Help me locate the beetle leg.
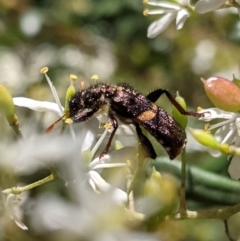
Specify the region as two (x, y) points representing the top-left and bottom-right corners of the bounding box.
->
(147, 89), (203, 117)
(146, 89), (165, 103)
(99, 112), (118, 159)
(135, 123), (157, 159)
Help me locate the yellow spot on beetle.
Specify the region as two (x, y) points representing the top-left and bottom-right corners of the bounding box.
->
(135, 110), (156, 123)
(117, 86), (123, 91)
(151, 103), (158, 111)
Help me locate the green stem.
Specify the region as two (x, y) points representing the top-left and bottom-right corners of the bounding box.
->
(127, 143), (149, 195)
(173, 202), (240, 220)
(8, 115), (23, 139)
(179, 149), (187, 213)
(127, 159), (143, 195)
(2, 174), (55, 195)
(10, 121), (23, 139)
(136, 202), (240, 227)
(134, 202), (240, 223)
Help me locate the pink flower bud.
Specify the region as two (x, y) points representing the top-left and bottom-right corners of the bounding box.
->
(201, 77), (240, 112)
(202, 76), (240, 112)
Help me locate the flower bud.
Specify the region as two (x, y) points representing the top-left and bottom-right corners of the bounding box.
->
(144, 167), (162, 196)
(189, 128), (222, 150)
(64, 75), (76, 113)
(143, 168), (178, 217)
(172, 92), (187, 129)
(0, 85), (15, 124)
(201, 77), (240, 112)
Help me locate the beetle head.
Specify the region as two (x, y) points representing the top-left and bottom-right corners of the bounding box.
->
(69, 89), (107, 123)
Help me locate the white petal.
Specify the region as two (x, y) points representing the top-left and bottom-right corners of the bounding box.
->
(90, 128), (108, 157)
(208, 119), (233, 131)
(213, 124), (232, 143)
(5, 194), (28, 230)
(44, 73), (63, 113)
(88, 171), (128, 204)
(116, 124), (136, 136)
(220, 125), (236, 144)
(13, 97), (63, 116)
(235, 117), (240, 136)
(176, 8), (189, 30)
(147, 9), (169, 15)
(13, 217), (28, 230)
(69, 124), (76, 141)
(147, 1), (181, 10)
(207, 148), (221, 157)
(147, 12), (176, 38)
(80, 117), (99, 154)
(208, 123), (238, 157)
(177, 0), (190, 5)
(89, 146), (137, 170)
(228, 155), (240, 180)
(88, 177), (97, 191)
(198, 107), (236, 121)
(88, 170), (111, 192)
(195, 0), (226, 14)
(91, 162), (126, 170)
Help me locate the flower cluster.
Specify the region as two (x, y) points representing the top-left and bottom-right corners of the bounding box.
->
(143, 0), (192, 38)
(198, 107), (240, 179)
(144, 0), (240, 37)
(1, 68), (139, 233)
(192, 76), (240, 180)
(0, 68), (184, 240)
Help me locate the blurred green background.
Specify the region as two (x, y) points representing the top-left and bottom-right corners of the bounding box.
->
(1, 0), (240, 240)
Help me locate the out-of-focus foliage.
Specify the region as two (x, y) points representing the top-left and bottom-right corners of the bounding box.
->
(1, 0), (240, 240)
(1, 0), (239, 101)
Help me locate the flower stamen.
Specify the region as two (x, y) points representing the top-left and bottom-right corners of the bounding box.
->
(91, 75), (99, 81)
(41, 67), (63, 114)
(208, 119), (234, 131)
(221, 126), (236, 144)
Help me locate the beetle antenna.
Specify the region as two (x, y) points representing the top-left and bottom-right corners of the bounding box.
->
(45, 113), (67, 133)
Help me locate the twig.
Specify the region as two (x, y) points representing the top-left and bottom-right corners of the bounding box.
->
(2, 173), (55, 195)
(224, 219), (235, 241)
(179, 148), (187, 215)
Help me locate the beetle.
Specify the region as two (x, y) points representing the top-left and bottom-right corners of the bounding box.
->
(68, 83), (201, 160)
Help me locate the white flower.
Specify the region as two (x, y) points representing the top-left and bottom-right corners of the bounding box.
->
(80, 119), (136, 204)
(29, 193), (157, 241)
(12, 70), (139, 204)
(13, 97), (134, 203)
(13, 97), (63, 116)
(144, 0), (191, 38)
(195, 0), (227, 14)
(1, 193), (28, 230)
(199, 107), (240, 179)
(195, 0), (240, 16)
